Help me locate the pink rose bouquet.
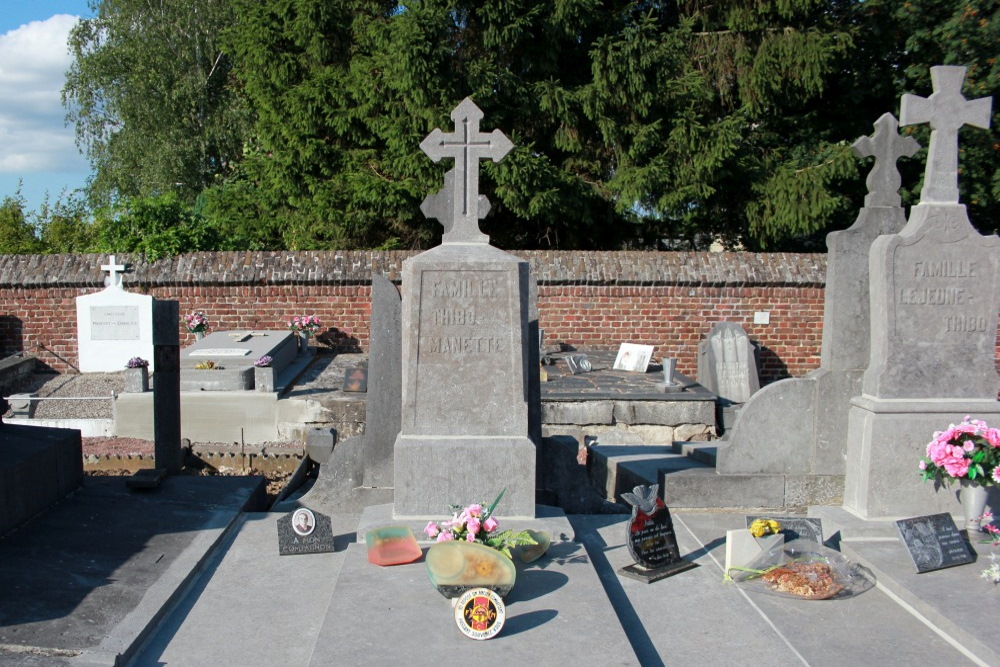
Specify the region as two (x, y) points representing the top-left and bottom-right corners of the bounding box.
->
(422, 489), (536, 559)
(288, 315), (322, 337)
(920, 416), (1000, 487)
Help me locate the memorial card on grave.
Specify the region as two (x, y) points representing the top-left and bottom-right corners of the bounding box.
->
(76, 255), (155, 372)
(618, 485), (698, 583)
(277, 507), (336, 556)
(895, 513), (974, 573)
(745, 515), (824, 545)
(343, 367), (368, 393)
(613, 343), (654, 373)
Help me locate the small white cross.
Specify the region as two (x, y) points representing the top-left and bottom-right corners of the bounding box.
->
(101, 255), (126, 289)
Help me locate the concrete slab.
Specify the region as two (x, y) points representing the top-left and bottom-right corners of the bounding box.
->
(133, 512), (361, 667)
(0, 475), (265, 666)
(309, 512), (634, 665)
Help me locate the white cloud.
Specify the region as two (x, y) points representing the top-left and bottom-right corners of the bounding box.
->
(0, 15), (89, 174)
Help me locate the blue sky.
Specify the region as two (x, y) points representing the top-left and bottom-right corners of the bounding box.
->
(0, 1), (93, 213)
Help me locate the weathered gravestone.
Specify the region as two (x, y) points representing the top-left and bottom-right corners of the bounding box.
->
(180, 330), (297, 391)
(697, 322), (760, 404)
(75, 255), (155, 372)
(717, 113), (917, 485)
(844, 65), (1000, 519)
(292, 274), (402, 513)
(393, 98), (536, 517)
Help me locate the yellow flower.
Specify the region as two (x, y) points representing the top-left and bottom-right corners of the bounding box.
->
(749, 519), (781, 537)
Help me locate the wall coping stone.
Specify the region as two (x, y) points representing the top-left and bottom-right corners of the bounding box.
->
(0, 251), (827, 288)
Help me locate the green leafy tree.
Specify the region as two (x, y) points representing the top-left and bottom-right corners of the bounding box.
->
(63, 0), (248, 206)
(36, 192), (97, 253)
(0, 193), (45, 254)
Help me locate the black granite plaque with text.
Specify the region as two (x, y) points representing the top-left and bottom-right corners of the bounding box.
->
(895, 513), (974, 573)
(618, 485), (698, 583)
(277, 508), (336, 556)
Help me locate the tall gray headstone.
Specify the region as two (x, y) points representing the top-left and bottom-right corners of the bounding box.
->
(394, 98), (536, 518)
(294, 274), (402, 513)
(845, 65), (999, 518)
(718, 113), (916, 476)
(697, 322), (759, 404)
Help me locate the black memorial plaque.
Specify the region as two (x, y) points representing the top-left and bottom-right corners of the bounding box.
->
(277, 507), (337, 556)
(618, 485), (698, 583)
(745, 515), (824, 544)
(895, 513), (974, 573)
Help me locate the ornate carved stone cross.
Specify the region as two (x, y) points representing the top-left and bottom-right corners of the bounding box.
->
(420, 98), (513, 244)
(900, 65), (992, 205)
(852, 113), (920, 208)
(101, 254), (126, 289)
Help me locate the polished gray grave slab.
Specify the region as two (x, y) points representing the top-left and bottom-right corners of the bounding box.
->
(180, 330), (297, 391)
(308, 509), (633, 665)
(133, 512), (360, 667)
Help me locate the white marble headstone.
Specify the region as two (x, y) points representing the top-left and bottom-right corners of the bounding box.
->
(75, 256), (154, 372)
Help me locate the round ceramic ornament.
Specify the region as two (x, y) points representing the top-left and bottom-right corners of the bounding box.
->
(454, 587), (505, 640)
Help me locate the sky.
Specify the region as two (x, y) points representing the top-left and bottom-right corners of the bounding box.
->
(0, 1), (93, 213)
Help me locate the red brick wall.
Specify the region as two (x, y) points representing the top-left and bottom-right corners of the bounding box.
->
(2, 250), (993, 387)
(537, 284), (825, 380)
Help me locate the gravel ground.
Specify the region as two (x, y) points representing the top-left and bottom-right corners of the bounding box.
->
(6, 372), (123, 419)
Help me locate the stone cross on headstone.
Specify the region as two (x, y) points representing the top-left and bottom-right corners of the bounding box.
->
(900, 65), (992, 204)
(852, 113), (920, 207)
(419, 98), (513, 244)
(101, 255), (126, 289)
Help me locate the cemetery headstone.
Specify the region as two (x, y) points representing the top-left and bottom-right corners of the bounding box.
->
(845, 65), (999, 519)
(696, 322), (759, 403)
(393, 98), (535, 517)
(717, 111), (918, 479)
(895, 513), (974, 573)
(292, 274), (401, 512)
(76, 255), (155, 372)
(617, 485), (698, 583)
(277, 507), (336, 555)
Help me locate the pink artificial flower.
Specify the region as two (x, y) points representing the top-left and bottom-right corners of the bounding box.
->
(985, 428), (1000, 448)
(963, 439), (976, 452)
(483, 517), (499, 533)
(465, 503), (483, 518)
(436, 531), (454, 542)
(424, 521), (440, 538)
(466, 517), (481, 535)
(466, 532), (476, 543)
(993, 467), (1000, 484)
(918, 460), (927, 470)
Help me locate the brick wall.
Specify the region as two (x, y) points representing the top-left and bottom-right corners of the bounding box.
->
(8, 250), (995, 386)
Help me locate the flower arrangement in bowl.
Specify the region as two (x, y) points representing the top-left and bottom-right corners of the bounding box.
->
(422, 489), (539, 599)
(422, 489), (536, 558)
(919, 416), (1000, 487)
(288, 315), (321, 337)
(185, 311), (210, 334)
(254, 355), (273, 368)
(126, 357), (149, 369)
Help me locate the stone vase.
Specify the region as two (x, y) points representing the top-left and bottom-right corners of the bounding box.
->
(124, 367), (149, 393)
(195, 330), (205, 341)
(960, 481), (989, 532)
(254, 365), (276, 393)
(298, 331), (312, 354)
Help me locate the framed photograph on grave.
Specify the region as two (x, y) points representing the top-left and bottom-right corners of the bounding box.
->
(613, 343), (654, 373)
(292, 508), (316, 537)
